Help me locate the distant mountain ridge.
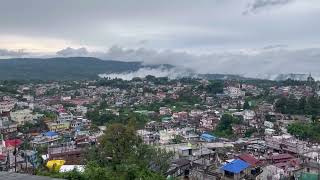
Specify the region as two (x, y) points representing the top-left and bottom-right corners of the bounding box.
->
(0, 57), (315, 81)
(0, 57), (168, 80)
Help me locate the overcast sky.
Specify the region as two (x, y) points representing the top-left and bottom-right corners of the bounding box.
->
(1, 0), (320, 77)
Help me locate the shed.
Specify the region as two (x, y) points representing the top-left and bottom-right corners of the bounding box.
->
(4, 139), (22, 148)
(200, 133), (216, 142)
(44, 131), (58, 137)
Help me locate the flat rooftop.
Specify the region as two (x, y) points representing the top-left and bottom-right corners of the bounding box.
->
(0, 172), (63, 180)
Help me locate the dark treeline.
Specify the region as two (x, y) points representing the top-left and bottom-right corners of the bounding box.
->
(197, 80), (224, 95)
(275, 95), (320, 116)
(242, 78), (311, 89)
(287, 122), (320, 142)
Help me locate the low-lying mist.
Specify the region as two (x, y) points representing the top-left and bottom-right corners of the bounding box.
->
(98, 66), (195, 80)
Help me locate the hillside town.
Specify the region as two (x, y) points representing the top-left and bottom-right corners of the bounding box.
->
(0, 75), (320, 180)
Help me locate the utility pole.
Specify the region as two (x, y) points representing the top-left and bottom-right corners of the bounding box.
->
(24, 138), (27, 173)
(310, 146), (320, 180)
(14, 139), (17, 172)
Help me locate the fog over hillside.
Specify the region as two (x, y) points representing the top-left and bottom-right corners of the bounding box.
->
(1, 46), (320, 80)
(60, 46), (320, 80)
(99, 66), (195, 80)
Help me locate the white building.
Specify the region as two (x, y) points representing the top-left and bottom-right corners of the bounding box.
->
(264, 121), (274, 129)
(61, 96), (72, 101)
(0, 116), (18, 134)
(70, 116), (91, 129)
(159, 107), (172, 116)
(256, 165), (285, 180)
(265, 128), (276, 136)
(159, 129), (177, 144)
(57, 112), (73, 123)
(189, 110), (204, 117)
(243, 110), (255, 120)
(10, 109), (35, 125)
(22, 95), (34, 102)
(76, 105), (88, 115)
(224, 87), (245, 98)
(200, 117), (218, 130)
(137, 130), (159, 144)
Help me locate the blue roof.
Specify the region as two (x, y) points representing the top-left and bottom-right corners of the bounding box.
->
(44, 131), (58, 137)
(221, 159), (250, 174)
(200, 133), (216, 139)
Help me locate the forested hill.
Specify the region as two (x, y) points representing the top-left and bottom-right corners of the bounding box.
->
(0, 57), (147, 80)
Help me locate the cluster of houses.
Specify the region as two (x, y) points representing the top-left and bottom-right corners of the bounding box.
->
(0, 89), (98, 172)
(0, 77), (319, 179)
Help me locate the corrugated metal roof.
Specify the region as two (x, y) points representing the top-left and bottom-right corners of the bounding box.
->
(201, 133), (215, 138)
(44, 131), (58, 137)
(299, 172), (318, 180)
(239, 153), (259, 166)
(221, 159), (250, 174)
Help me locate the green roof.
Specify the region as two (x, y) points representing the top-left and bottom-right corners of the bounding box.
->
(162, 117), (172, 121)
(298, 172), (319, 180)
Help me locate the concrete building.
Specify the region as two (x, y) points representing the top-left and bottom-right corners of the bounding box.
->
(57, 112), (73, 123)
(224, 87), (245, 99)
(0, 101), (15, 114)
(10, 109), (34, 125)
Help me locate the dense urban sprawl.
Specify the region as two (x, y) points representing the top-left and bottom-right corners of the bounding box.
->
(0, 75), (320, 179)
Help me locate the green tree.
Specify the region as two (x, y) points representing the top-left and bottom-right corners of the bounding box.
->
(41, 123), (172, 180)
(243, 101), (250, 110)
(298, 97), (307, 114)
(214, 114), (234, 137)
(275, 97), (288, 114)
(205, 81), (224, 95)
(86, 123), (172, 179)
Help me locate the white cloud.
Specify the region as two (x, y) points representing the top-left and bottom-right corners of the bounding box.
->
(99, 66), (193, 80)
(56, 47), (89, 57)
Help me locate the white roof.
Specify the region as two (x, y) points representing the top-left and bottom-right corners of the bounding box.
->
(59, 165), (85, 173)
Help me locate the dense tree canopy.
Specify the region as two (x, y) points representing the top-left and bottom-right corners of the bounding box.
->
(40, 123), (173, 180)
(287, 122), (320, 142)
(214, 114), (235, 137)
(275, 96), (320, 116)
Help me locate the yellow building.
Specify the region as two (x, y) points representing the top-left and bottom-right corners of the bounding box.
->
(48, 122), (70, 132)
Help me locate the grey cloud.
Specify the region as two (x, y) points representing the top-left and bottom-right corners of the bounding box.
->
(0, 49), (29, 57)
(56, 47), (88, 57)
(244, 0), (294, 14)
(1, 0), (319, 51)
(56, 46), (320, 79)
(1, 0), (320, 78)
(262, 44), (288, 50)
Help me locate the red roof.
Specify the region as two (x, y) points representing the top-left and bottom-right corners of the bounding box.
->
(274, 159), (300, 169)
(58, 108), (66, 113)
(269, 153), (294, 160)
(0, 154), (6, 160)
(239, 153), (259, 166)
(4, 139), (22, 148)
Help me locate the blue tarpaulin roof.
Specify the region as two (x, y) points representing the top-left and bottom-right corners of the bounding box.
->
(200, 133), (216, 139)
(44, 131), (58, 137)
(221, 159), (250, 174)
